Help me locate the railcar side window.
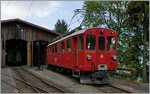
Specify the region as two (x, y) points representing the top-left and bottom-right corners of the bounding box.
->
(58, 42), (61, 53)
(98, 37), (105, 50)
(86, 35), (96, 50)
(61, 41), (64, 53)
(50, 46), (52, 53)
(67, 39), (71, 52)
(55, 44), (57, 53)
(49, 46), (51, 53)
(79, 36), (84, 50)
(107, 36), (115, 50)
(53, 45), (55, 53)
(49, 47), (51, 53)
(52, 46), (54, 53)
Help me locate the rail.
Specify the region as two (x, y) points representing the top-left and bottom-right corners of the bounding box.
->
(94, 84), (131, 93)
(1, 79), (21, 93)
(13, 68), (42, 93)
(2, 73), (49, 93)
(22, 68), (69, 93)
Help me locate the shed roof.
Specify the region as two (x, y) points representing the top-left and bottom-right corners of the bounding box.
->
(1, 18), (59, 36)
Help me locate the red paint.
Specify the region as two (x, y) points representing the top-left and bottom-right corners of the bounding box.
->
(46, 27), (118, 72)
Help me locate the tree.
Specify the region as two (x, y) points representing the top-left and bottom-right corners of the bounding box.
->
(54, 19), (68, 34)
(83, 1), (128, 35)
(125, 1), (149, 83)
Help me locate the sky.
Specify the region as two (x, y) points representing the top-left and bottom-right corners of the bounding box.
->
(1, 1), (84, 30)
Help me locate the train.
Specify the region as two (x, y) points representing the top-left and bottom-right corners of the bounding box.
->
(46, 27), (118, 84)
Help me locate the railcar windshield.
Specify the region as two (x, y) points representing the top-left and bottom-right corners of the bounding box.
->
(86, 35), (96, 50)
(98, 37), (105, 50)
(107, 36), (116, 50)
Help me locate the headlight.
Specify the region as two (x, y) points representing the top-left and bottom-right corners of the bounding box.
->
(87, 55), (92, 61)
(111, 37), (115, 44)
(113, 55), (117, 60)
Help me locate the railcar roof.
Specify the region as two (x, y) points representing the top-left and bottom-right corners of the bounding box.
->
(47, 27), (116, 47)
(47, 28), (87, 47)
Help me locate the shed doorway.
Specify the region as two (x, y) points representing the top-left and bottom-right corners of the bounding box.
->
(6, 39), (27, 66)
(33, 40), (48, 66)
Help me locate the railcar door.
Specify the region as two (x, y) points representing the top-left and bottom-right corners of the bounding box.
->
(66, 39), (72, 67)
(72, 36), (78, 68)
(97, 36), (106, 70)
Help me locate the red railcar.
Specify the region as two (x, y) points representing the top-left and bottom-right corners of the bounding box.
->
(46, 27), (118, 84)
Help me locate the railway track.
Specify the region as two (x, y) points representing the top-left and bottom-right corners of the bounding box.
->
(2, 73), (49, 93)
(47, 68), (131, 93)
(14, 67), (69, 93)
(2, 67), (136, 93)
(95, 84), (131, 93)
(3, 67), (69, 93)
(46, 67), (132, 93)
(1, 79), (21, 92)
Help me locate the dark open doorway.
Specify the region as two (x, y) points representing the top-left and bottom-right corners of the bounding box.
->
(33, 40), (48, 66)
(6, 39), (27, 66)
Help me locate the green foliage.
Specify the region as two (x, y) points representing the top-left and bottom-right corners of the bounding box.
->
(83, 1), (128, 34)
(54, 19), (68, 34)
(125, 1), (149, 83)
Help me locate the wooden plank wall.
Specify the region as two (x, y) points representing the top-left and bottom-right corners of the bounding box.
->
(1, 22), (58, 67)
(1, 23), (57, 42)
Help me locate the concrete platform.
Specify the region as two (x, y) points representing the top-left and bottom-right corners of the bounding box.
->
(1, 67), (19, 93)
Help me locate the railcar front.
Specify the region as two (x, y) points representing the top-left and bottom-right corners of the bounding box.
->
(77, 28), (118, 84)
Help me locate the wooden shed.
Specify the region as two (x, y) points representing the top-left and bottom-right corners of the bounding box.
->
(1, 18), (59, 67)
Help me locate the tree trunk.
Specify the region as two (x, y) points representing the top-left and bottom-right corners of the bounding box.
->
(142, 7), (147, 83)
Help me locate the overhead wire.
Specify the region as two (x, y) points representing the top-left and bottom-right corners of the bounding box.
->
(69, 17), (83, 27)
(24, 0), (33, 20)
(68, 9), (85, 31)
(68, 16), (83, 31)
(75, 15), (81, 25)
(68, 12), (76, 29)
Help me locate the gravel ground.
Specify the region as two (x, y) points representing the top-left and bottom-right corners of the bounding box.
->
(1, 67), (19, 93)
(2, 66), (149, 93)
(109, 77), (149, 93)
(26, 66), (149, 93)
(26, 66), (103, 93)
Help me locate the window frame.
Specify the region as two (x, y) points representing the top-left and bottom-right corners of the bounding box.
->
(61, 41), (65, 53)
(55, 44), (57, 53)
(86, 35), (96, 50)
(66, 38), (71, 52)
(107, 36), (116, 50)
(79, 35), (84, 50)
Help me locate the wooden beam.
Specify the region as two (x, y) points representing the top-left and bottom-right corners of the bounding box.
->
(27, 41), (31, 66)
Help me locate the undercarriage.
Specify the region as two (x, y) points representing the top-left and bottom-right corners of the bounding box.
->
(80, 71), (110, 84)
